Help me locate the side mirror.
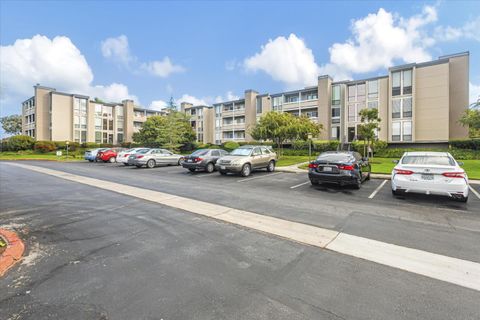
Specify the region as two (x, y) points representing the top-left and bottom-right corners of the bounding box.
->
(457, 161), (464, 166)
(392, 159), (399, 164)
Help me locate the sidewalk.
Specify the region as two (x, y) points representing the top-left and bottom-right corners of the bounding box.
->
(277, 163), (480, 184)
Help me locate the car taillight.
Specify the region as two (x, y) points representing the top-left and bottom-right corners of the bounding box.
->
(338, 165), (354, 171)
(442, 172), (465, 178)
(394, 169), (414, 175)
(194, 157), (203, 162)
(308, 163), (318, 168)
(124, 154), (130, 157)
(137, 155), (144, 159)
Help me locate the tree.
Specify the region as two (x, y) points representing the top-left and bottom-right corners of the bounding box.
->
(0, 114), (22, 135)
(357, 108), (381, 158)
(132, 112), (195, 151)
(249, 111), (322, 157)
(167, 96), (177, 111)
(459, 104), (480, 138)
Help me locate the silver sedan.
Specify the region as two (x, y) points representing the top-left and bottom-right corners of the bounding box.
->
(128, 148), (184, 168)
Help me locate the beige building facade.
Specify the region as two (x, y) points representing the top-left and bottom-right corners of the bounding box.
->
(22, 52), (469, 145)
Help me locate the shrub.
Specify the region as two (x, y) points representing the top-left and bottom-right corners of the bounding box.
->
(449, 139), (480, 150)
(312, 140), (340, 153)
(1, 138), (10, 151)
(7, 135), (34, 151)
(34, 141), (56, 153)
(223, 141), (240, 151)
(81, 142), (101, 149)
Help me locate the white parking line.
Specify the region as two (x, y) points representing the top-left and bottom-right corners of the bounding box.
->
(469, 185), (480, 199)
(237, 172), (283, 183)
(290, 181), (310, 189)
(368, 179), (388, 199)
(7, 162), (480, 292)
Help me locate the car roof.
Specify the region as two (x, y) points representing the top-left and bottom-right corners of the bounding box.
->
(320, 151), (355, 155)
(403, 151), (451, 156)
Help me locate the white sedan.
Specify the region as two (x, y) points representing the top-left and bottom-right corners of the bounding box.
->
(391, 152), (469, 202)
(117, 148), (150, 165)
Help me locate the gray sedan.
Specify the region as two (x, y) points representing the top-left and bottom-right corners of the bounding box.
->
(182, 149), (229, 173)
(128, 148), (184, 168)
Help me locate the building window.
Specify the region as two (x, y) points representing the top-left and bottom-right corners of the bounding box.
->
(392, 99), (401, 118)
(285, 94), (299, 103)
(331, 127), (340, 140)
(95, 131), (102, 143)
(348, 86), (356, 102)
(368, 101), (378, 109)
(332, 85), (341, 105)
(368, 80), (378, 99)
(117, 133), (124, 143)
(256, 97), (262, 114)
(392, 72), (401, 96)
(272, 96), (282, 111)
(301, 90), (317, 101)
(348, 104), (356, 122)
(392, 122), (401, 141)
(403, 121), (412, 141)
(403, 97), (412, 117)
(403, 70), (412, 94)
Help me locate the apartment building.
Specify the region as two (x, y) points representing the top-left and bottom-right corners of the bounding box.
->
(21, 85), (166, 144)
(22, 52), (469, 146)
(190, 52), (469, 145)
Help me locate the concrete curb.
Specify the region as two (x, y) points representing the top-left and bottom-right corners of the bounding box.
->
(0, 229), (25, 277)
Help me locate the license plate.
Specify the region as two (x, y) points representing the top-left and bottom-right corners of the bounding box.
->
(220, 166), (226, 170)
(421, 174), (434, 180)
(323, 166), (332, 172)
(187, 159), (192, 162)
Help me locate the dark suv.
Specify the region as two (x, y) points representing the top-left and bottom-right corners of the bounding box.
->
(308, 151), (371, 189)
(182, 149), (229, 173)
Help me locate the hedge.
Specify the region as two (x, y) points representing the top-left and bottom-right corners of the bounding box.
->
(6, 135), (35, 151)
(34, 141), (57, 153)
(223, 141), (240, 151)
(449, 139), (480, 150)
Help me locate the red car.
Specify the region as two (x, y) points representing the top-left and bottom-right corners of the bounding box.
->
(96, 148), (123, 163)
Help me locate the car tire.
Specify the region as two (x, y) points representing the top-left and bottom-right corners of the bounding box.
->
(219, 170), (227, 175)
(353, 179), (361, 189)
(188, 168), (196, 172)
(147, 159), (156, 168)
(266, 160), (275, 172)
(136, 165), (143, 168)
(206, 163), (215, 173)
(366, 172), (371, 180)
(88, 160), (94, 162)
(392, 189), (401, 196)
(109, 157), (116, 163)
(123, 163), (129, 166)
(310, 180), (319, 186)
(457, 196), (468, 203)
(240, 163), (251, 177)
(177, 158), (183, 166)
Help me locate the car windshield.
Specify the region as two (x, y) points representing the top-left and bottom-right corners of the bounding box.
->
(316, 153), (354, 162)
(230, 148), (252, 156)
(402, 155), (455, 166)
(191, 150), (209, 156)
(137, 149), (150, 154)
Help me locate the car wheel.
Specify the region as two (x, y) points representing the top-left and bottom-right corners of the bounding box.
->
(146, 159), (156, 168)
(177, 158), (183, 166)
(206, 163), (214, 173)
(109, 157), (116, 163)
(457, 196), (468, 203)
(219, 170), (227, 175)
(353, 179), (361, 189)
(266, 160), (275, 172)
(241, 163), (251, 177)
(392, 189), (401, 196)
(188, 168), (196, 172)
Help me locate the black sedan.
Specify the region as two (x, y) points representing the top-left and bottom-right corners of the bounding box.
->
(182, 149), (229, 173)
(308, 151), (371, 189)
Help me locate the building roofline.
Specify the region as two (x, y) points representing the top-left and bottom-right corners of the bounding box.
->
(34, 84), (56, 91)
(438, 51), (469, 60)
(22, 96), (35, 104)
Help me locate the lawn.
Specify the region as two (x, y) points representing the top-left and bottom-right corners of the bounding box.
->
(285, 156), (480, 180)
(276, 155), (312, 167)
(0, 152), (83, 161)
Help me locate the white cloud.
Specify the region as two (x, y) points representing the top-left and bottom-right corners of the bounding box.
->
(325, 6), (437, 77)
(142, 57), (185, 78)
(149, 99), (168, 111)
(244, 34), (319, 87)
(101, 35), (133, 66)
(470, 82), (480, 105)
(215, 91), (240, 103)
(435, 17), (480, 42)
(0, 34), (138, 111)
(175, 94), (209, 106)
(101, 35), (185, 78)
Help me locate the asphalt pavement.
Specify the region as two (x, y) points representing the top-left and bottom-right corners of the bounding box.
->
(1, 161), (479, 319)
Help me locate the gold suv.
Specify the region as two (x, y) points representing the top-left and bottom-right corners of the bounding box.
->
(215, 145), (277, 177)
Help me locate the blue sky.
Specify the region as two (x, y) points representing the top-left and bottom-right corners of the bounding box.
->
(1, 0), (479, 122)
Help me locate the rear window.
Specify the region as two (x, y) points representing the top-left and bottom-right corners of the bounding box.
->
(316, 153), (354, 162)
(401, 156), (454, 166)
(137, 149), (150, 154)
(191, 149), (209, 156)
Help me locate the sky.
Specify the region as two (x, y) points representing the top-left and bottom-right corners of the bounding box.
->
(1, 0), (480, 123)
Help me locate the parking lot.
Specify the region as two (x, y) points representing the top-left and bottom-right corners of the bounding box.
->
(1, 160), (480, 319)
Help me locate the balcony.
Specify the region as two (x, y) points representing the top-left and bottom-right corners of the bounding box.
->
(221, 123), (245, 131)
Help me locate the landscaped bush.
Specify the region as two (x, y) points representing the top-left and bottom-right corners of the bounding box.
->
(449, 139), (480, 150)
(312, 140), (341, 152)
(1, 138), (10, 151)
(237, 141), (275, 147)
(34, 141), (57, 153)
(374, 148), (480, 160)
(223, 141), (240, 151)
(7, 135), (34, 151)
(81, 142), (101, 149)
(351, 140), (388, 156)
